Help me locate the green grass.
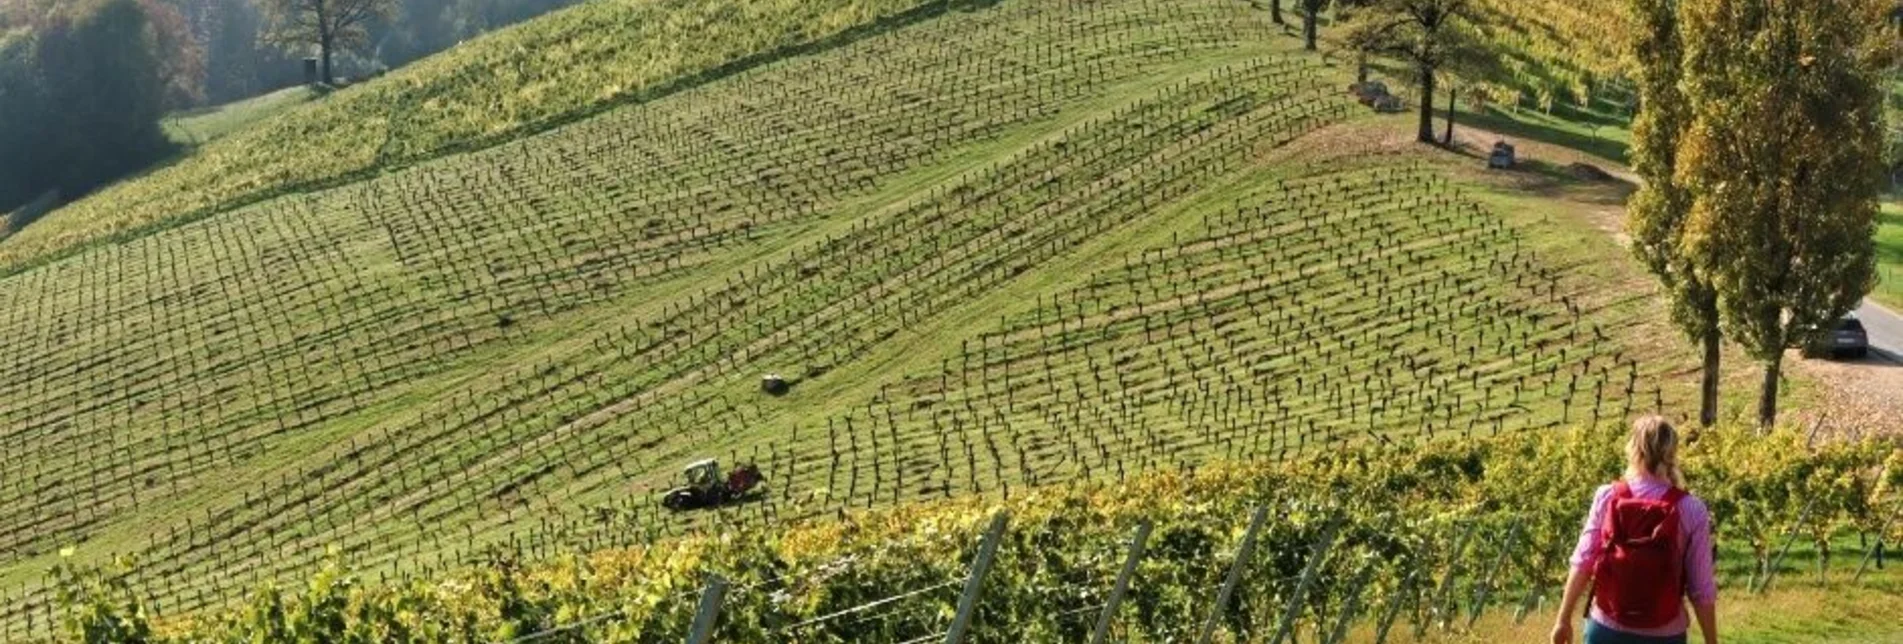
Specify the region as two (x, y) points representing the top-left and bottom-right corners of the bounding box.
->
(161, 86), (319, 146)
(1876, 201), (1903, 309)
(1452, 531), (1903, 644)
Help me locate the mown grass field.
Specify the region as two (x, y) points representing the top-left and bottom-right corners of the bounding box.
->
(0, 0), (1881, 639)
(161, 86), (319, 146)
(1876, 201), (1902, 309)
(159, 84), (319, 144)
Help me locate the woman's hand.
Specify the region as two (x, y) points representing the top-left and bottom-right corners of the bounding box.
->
(1550, 619), (1574, 644)
(1551, 567), (1591, 644)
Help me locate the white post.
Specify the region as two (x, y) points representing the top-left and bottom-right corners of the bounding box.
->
(1197, 505), (1269, 644)
(1469, 518), (1520, 627)
(1271, 517), (1342, 644)
(1757, 496), (1819, 594)
(1089, 521), (1153, 644)
(945, 512), (1010, 644)
(1430, 519), (1477, 630)
(1322, 559), (1378, 644)
(685, 575), (728, 644)
(1373, 569), (1417, 644)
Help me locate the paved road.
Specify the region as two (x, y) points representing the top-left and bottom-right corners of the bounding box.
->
(1855, 299), (1903, 364)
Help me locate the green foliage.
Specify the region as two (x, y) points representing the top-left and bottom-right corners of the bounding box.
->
(1625, 0), (1722, 425)
(1625, 0), (1700, 335)
(0, 0), (177, 215)
(1676, 0), (1889, 425)
(53, 427), (1900, 642)
(1339, 0), (1482, 142)
(256, 0), (399, 84)
(51, 553), (153, 643)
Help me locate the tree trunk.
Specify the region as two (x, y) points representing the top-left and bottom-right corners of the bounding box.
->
(321, 40), (334, 85)
(1356, 54), (1369, 83)
(1303, 11), (1318, 50)
(1417, 67), (1436, 143)
(1442, 82), (1456, 145)
(1272, 0), (1284, 25)
(316, 0), (333, 85)
(1757, 351), (1783, 430)
(1699, 325), (1721, 427)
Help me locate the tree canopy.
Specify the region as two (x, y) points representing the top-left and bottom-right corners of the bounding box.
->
(1626, 0), (1724, 426)
(0, 0), (176, 218)
(256, 0), (397, 85)
(1343, 0), (1481, 143)
(1674, 0), (1891, 427)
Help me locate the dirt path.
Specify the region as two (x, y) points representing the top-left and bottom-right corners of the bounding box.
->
(1802, 300), (1903, 438)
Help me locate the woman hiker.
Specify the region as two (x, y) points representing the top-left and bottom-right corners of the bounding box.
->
(1551, 416), (1718, 644)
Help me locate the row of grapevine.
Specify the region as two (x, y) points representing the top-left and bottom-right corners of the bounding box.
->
(47, 426), (1903, 642)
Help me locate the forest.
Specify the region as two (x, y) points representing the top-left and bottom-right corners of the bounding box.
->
(0, 0), (579, 218)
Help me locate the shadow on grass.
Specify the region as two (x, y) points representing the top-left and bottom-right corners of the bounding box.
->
(1447, 106), (1630, 163)
(1437, 136), (1638, 206)
(1359, 60), (1632, 162)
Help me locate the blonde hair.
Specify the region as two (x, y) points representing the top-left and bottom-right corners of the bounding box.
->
(1626, 415), (1685, 488)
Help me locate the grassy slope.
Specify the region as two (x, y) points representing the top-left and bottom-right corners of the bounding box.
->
(0, 11), (1694, 641)
(161, 86), (319, 146)
(1877, 201), (1902, 309)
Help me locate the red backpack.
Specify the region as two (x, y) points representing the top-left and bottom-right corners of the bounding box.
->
(1591, 481), (1687, 628)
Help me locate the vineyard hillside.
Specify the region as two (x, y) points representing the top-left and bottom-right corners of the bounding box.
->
(0, 0), (1739, 637)
(3, 0), (1636, 276)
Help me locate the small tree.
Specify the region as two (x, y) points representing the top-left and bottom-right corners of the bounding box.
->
(1344, 0), (1478, 143)
(256, 0), (396, 85)
(1677, 0), (1891, 428)
(1626, 0), (1724, 427)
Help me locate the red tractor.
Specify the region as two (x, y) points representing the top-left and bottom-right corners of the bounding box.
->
(661, 459), (765, 511)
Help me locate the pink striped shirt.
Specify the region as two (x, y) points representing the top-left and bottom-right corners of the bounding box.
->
(1567, 475), (1718, 637)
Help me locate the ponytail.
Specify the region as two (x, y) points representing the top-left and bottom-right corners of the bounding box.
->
(1626, 415), (1685, 488)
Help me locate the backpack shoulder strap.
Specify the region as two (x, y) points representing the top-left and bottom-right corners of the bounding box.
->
(1600, 481), (1630, 547)
(1662, 487), (1688, 505)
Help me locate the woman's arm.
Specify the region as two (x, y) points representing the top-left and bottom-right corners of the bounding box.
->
(1550, 566), (1593, 644)
(1684, 496), (1719, 644)
(1554, 485), (1614, 644)
(1691, 601), (1718, 644)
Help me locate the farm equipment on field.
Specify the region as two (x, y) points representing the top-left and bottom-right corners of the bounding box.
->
(661, 459), (764, 511)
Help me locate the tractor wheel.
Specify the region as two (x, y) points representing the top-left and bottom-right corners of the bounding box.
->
(663, 489), (695, 511)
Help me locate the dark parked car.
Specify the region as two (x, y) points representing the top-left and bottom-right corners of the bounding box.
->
(1804, 317), (1869, 359)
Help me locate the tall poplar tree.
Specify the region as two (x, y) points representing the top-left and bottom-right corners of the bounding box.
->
(1626, 0), (1723, 427)
(1676, 0), (1889, 428)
